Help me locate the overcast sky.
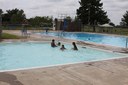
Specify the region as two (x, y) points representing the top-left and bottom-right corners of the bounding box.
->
(0, 0), (128, 25)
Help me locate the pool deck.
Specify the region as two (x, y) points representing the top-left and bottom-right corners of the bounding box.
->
(0, 30), (128, 85)
(0, 58), (128, 85)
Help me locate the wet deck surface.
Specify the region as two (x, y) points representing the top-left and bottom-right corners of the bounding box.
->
(1, 30), (128, 85)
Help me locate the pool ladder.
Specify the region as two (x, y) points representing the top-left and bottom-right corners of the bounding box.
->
(57, 31), (64, 42)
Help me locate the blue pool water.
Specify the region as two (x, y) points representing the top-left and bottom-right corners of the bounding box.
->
(37, 32), (128, 48)
(0, 42), (124, 71)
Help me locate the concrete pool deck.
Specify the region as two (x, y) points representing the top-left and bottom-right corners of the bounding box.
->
(0, 58), (128, 85)
(0, 30), (128, 85)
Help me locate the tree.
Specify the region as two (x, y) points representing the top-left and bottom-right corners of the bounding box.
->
(66, 16), (72, 20)
(2, 8), (26, 25)
(121, 11), (128, 26)
(28, 16), (53, 27)
(77, 0), (110, 31)
(0, 9), (3, 41)
(0, 9), (2, 24)
(109, 22), (115, 27)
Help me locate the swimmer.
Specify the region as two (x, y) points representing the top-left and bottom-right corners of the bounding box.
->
(51, 39), (57, 47)
(72, 42), (78, 50)
(57, 42), (61, 46)
(60, 45), (66, 51)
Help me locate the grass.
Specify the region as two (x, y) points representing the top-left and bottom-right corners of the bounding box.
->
(2, 33), (21, 39)
(83, 26), (128, 36)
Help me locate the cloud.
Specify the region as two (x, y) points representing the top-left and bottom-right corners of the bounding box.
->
(47, 0), (63, 3)
(102, 0), (128, 24)
(0, 0), (127, 25)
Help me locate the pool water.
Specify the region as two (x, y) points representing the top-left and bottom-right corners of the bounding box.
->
(37, 32), (128, 48)
(0, 42), (125, 71)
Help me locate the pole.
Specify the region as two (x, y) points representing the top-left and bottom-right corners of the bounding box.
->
(88, 3), (91, 25)
(126, 38), (128, 48)
(88, 8), (90, 25)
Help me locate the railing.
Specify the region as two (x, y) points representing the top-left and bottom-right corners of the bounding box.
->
(57, 30), (64, 41)
(126, 38), (128, 48)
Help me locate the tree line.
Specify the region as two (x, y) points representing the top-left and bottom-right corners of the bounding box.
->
(0, 8), (53, 27)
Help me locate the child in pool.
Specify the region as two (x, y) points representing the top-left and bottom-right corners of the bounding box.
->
(72, 42), (78, 50)
(60, 45), (66, 51)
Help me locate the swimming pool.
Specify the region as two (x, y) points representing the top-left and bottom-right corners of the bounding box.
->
(37, 32), (128, 48)
(0, 42), (125, 71)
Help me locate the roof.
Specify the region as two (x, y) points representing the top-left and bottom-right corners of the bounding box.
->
(99, 24), (113, 28)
